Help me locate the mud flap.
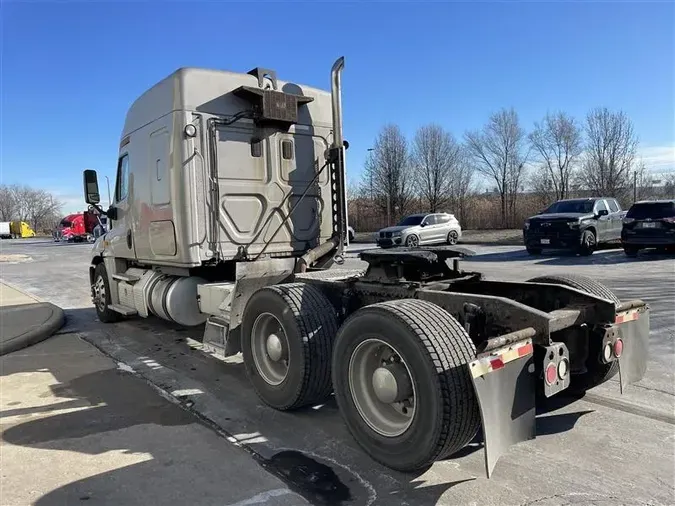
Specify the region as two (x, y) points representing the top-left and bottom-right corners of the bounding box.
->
(617, 308), (650, 394)
(468, 340), (536, 478)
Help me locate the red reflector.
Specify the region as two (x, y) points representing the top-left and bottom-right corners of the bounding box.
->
(615, 314), (624, 324)
(518, 343), (534, 357)
(545, 363), (557, 385)
(614, 339), (624, 358)
(490, 358), (505, 370)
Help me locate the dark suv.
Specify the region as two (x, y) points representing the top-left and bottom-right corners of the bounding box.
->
(621, 199), (675, 256)
(523, 197), (625, 256)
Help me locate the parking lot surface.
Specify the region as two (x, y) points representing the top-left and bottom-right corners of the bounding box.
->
(1, 238), (674, 505)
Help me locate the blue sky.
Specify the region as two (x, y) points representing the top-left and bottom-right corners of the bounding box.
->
(2, 1), (674, 213)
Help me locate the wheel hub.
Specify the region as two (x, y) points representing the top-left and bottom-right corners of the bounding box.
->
(372, 364), (412, 404)
(266, 334), (284, 362)
(348, 338), (417, 437)
(251, 312), (289, 386)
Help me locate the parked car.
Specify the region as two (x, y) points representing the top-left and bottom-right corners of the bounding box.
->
(523, 197), (625, 256)
(376, 212), (462, 248)
(621, 199), (675, 256)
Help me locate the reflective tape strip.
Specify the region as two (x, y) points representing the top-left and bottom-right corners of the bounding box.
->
(616, 309), (639, 324)
(470, 340), (534, 379)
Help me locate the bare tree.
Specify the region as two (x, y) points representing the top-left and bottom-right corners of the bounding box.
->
(529, 112), (583, 201)
(411, 124), (463, 212)
(448, 151), (475, 226)
(0, 184), (63, 232)
(464, 108), (528, 227)
(580, 107), (638, 198)
(361, 124), (414, 226)
(0, 185), (18, 221)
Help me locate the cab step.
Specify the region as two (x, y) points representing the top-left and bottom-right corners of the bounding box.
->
(108, 303), (137, 316)
(112, 273), (141, 283)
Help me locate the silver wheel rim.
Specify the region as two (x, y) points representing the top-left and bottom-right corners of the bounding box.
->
(348, 338), (416, 437)
(584, 231), (595, 249)
(93, 275), (106, 312)
(407, 235), (418, 248)
(448, 231), (458, 244)
(251, 312), (290, 386)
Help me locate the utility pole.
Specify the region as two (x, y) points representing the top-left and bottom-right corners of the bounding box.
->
(367, 148), (374, 200)
(633, 170), (637, 203)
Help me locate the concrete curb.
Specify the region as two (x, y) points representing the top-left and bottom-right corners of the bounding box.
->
(0, 281), (66, 356)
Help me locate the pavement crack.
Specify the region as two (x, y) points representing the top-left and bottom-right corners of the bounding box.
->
(519, 492), (636, 506)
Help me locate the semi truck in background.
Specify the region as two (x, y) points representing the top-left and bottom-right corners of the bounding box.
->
(53, 208), (107, 243)
(81, 57), (650, 477)
(10, 221), (36, 238)
(0, 222), (11, 239)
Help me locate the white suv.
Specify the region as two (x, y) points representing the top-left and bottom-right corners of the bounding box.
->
(376, 212), (462, 248)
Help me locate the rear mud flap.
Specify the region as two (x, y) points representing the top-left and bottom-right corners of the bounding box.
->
(469, 343), (536, 478)
(617, 308), (650, 393)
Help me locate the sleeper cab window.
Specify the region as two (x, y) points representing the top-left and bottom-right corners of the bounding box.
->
(116, 154), (130, 202)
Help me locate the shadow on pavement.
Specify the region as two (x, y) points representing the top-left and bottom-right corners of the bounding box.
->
(468, 246), (673, 266)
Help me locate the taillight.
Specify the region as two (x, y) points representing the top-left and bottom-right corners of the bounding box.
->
(603, 343), (613, 362)
(662, 217), (675, 224)
(614, 339), (624, 358)
(557, 358), (570, 380)
(545, 363), (557, 385)
(623, 217), (635, 224)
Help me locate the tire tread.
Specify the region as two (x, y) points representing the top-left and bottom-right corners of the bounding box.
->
(261, 283), (338, 410)
(357, 299), (480, 467)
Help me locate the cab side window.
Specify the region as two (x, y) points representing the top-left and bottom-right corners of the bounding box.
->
(607, 199), (620, 213)
(424, 215), (437, 225)
(595, 199), (608, 213)
(115, 154), (130, 202)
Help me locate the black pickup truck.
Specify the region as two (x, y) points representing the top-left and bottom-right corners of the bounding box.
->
(523, 197), (626, 255)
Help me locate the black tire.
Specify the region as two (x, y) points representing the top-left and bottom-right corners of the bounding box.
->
(332, 299), (480, 472)
(526, 247), (542, 255)
(579, 229), (596, 256)
(241, 283), (338, 411)
(527, 274), (619, 391)
(624, 246), (640, 257)
(446, 230), (459, 245)
(91, 263), (123, 323)
(405, 235), (419, 248)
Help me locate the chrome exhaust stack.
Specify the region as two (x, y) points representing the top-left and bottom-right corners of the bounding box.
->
(331, 56), (345, 149)
(297, 57), (348, 273)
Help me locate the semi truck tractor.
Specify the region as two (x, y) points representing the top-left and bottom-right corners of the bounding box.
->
(82, 57), (650, 477)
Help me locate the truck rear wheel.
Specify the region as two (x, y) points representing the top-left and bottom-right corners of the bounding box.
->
(331, 299), (480, 472)
(91, 263), (122, 323)
(527, 274), (620, 392)
(241, 283), (338, 411)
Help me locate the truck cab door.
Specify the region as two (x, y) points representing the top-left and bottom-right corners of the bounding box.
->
(594, 199), (611, 243)
(107, 153), (136, 259)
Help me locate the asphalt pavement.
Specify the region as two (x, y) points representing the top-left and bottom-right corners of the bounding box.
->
(1, 238), (673, 505)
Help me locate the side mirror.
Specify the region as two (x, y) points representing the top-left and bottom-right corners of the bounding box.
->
(420, 222), (427, 227)
(597, 209), (609, 217)
(83, 170), (101, 205)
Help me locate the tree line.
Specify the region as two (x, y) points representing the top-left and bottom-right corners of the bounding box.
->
(0, 184), (64, 233)
(350, 107), (675, 230)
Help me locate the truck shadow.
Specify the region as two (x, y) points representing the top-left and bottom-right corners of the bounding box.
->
(468, 247), (672, 266)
